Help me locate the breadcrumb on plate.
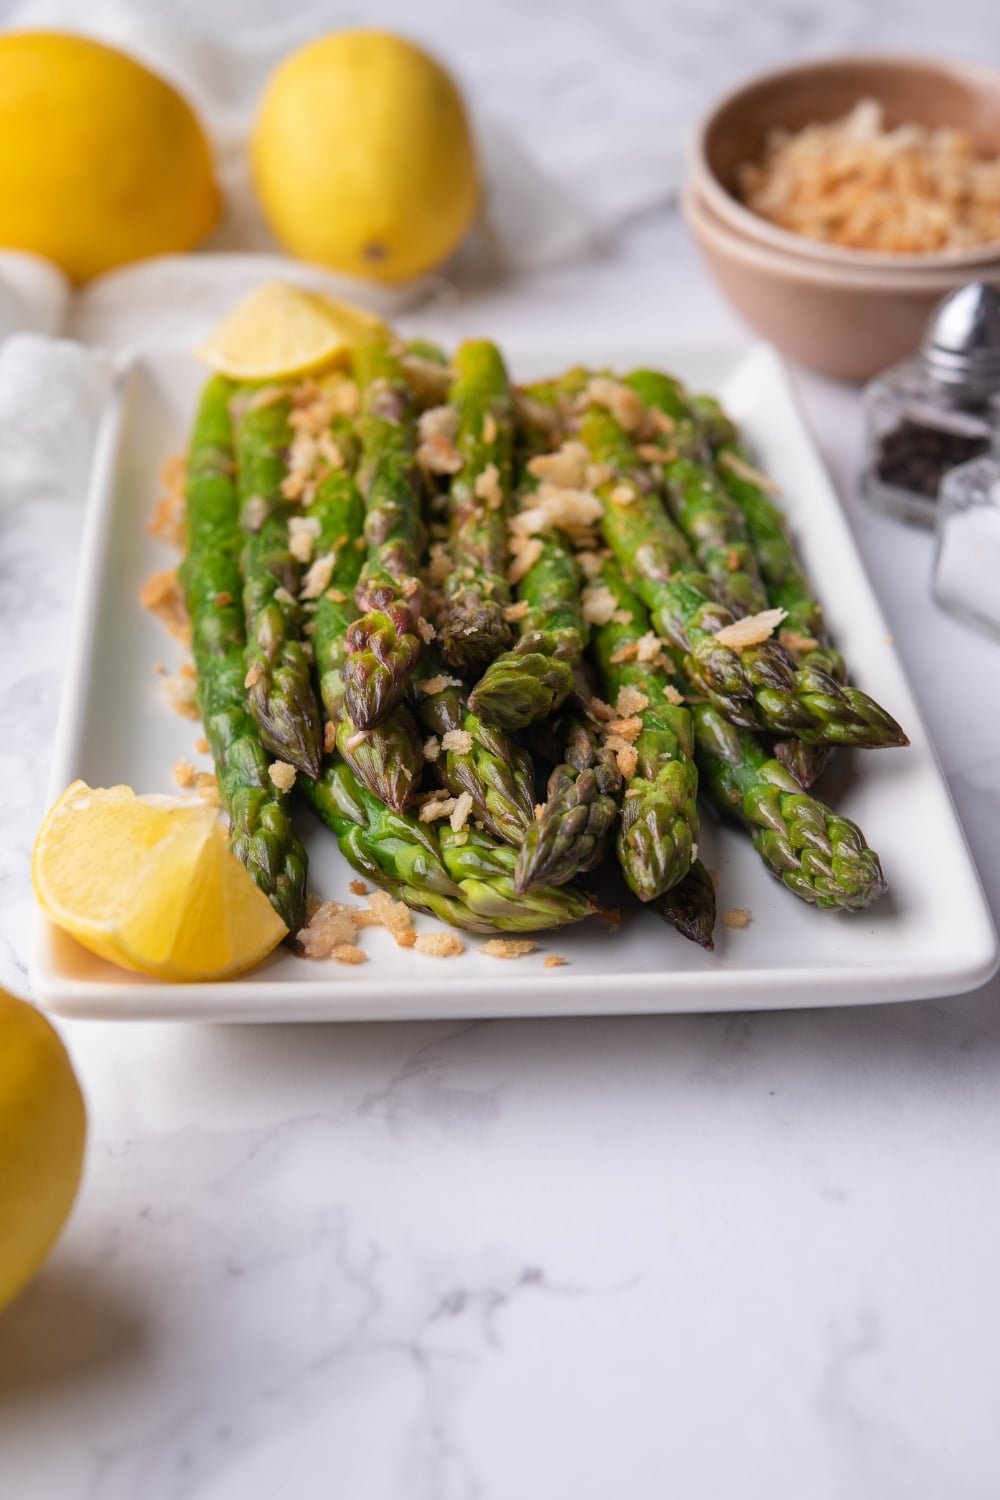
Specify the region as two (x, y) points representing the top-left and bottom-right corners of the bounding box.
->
(349, 879), (369, 896)
(162, 667), (200, 720)
(366, 889), (416, 947)
(616, 685), (649, 717)
(140, 569), (191, 645)
(723, 907), (752, 929)
(480, 938), (539, 959)
(195, 736), (209, 755)
(415, 930), (465, 958)
(450, 791), (474, 832)
(662, 684), (684, 705)
(194, 771), (220, 806)
(172, 758), (196, 789)
(580, 584), (618, 626)
(543, 955), (568, 969)
(419, 794), (458, 824)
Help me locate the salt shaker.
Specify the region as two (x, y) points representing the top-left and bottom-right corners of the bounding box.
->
(933, 456), (1000, 638)
(861, 283), (1000, 527)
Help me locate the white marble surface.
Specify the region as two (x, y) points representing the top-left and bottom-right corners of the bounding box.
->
(2, 2), (1000, 1496)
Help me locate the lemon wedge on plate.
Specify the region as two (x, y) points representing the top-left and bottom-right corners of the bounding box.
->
(32, 781), (288, 982)
(195, 280), (387, 380)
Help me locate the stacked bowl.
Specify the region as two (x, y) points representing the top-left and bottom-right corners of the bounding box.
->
(684, 56), (1000, 380)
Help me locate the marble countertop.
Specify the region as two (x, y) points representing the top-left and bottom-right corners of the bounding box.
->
(2, 2), (1000, 1496)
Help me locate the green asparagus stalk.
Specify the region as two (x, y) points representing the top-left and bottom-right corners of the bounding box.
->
(625, 370), (768, 618)
(300, 759), (594, 933)
(627, 371), (829, 786)
(234, 386), (324, 778)
(514, 717), (622, 892)
(590, 560), (700, 902)
(305, 456), (425, 813)
(693, 703), (887, 910)
(416, 652), (536, 844)
(436, 341), (517, 674)
(653, 859), (717, 950)
(181, 376), (307, 935)
(343, 337), (427, 729)
(467, 527), (581, 731)
(577, 403), (907, 751)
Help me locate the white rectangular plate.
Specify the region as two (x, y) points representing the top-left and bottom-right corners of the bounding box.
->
(32, 342), (998, 1021)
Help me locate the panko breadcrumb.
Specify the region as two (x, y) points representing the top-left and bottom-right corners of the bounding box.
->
(194, 772), (220, 806)
(580, 585), (618, 626)
(441, 728), (473, 755)
(713, 608), (787, 651)
(140, 569), (191, 645)
(366, 889), (416, 948)
(349, 879), (369, 896)
(739, 99), (1000, 254)
(543, 955), (568, 969)
(481, 938), (538, 959)
(268, 761), (296, 793)
(415, 931), (465, 958)
(162, 666), (200, 720)
(172, 758), (196, 789)
(723, 907), (752, 929)
(616, 685), (649, 717)
(450, 791), (474, 832)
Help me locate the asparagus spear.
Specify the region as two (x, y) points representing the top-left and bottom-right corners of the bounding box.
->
(588, 554), (887, 911)
(305, 457), (425, 813)
(577, 403), (907, 751)
(590, 560), (700, 902)
(653, 859), (717, 950)
(627, 371), (829, 786)
(693, 704), (887, 910)
(625, 370), (768, 618)
(300, 759), (594, 933)
(436, 341), (517, 675)
(514, 716), (622, 893)
(467, 526), (581, 731)
(416, 652), (536, 844)
(234, 386), (324, 778)
(343, 337), (426, 729)
(181, 376), (307, 935)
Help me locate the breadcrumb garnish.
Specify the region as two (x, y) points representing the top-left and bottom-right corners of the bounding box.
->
(415, 931), (465, 958)
(481, 939), (539, 960)
(416, 616), (437, 644)
(300, 552), (336, 600)
(162, 667), (200, 720)
(779, 628), (820, 654)
(268, 761), (296, 793)
(140, 569), (191, 645)
(323, 720), (336, 753)
(543, 955), (568, 969)
(503, 599), (530, 622)
(474, 462), (504, 510)
(149, 455), (187, 548)
(194, 771), (220, 806)
(244, 663), (263, 689)
(349, 879), (369, 896)
(416, 674), (462, 696)
(610, 484), (636, 506)
(713, 608), (787, 651)
(581, 376), (647, 434)
(507, 537), (543, 584)
(723, 908), (752, 929)
(441, 729), (473, 755)
(419, 794), (458, 824)
(195, 736), (209, 755)
(580, 584), (618, 626)
(482, 412), (498, 445)
(172, 758), (196, 789)
(526, 440), (590, 489)
(450, 791), (474, 833)
(663, 684), (684, 705)
(616, 685), (649, 716)
(366, 889), (416, 948)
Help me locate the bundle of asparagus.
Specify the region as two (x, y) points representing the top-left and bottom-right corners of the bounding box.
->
(179, 329), (907, 954)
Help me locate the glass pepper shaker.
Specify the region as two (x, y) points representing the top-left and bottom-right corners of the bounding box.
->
(860, 283), (1000, 528)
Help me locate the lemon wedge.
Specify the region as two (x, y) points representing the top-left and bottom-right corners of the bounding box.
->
(195, 280), (388, 380)
(32, 781), (288, 982)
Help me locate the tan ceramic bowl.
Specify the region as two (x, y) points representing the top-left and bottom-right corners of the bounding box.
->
(682, 179), (1000, 381)
(689, 54), (1000, 270)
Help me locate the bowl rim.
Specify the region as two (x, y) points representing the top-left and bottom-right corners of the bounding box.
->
(689, 51), (1000, 271)
(682, 177), (1000, 291)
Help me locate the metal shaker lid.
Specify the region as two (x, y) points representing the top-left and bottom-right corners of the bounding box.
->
(922, 282), (1000, 394)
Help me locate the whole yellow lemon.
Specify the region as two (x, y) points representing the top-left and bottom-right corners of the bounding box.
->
(0, 989), (86, 1312)
(252, 30), (479, 283)
(0, 32), (219, 283)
